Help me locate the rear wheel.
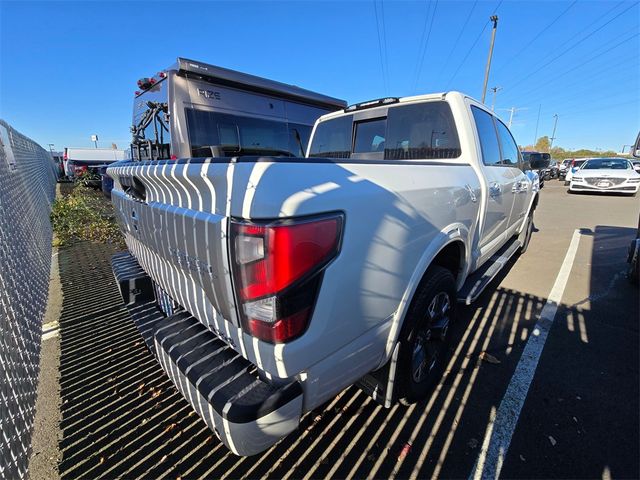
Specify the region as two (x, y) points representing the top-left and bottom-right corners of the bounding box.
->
(397, 266), (456, 405)
(518, 211), (534, 254)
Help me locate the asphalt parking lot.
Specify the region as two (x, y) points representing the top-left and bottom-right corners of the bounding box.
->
(30, 179), (639, 479)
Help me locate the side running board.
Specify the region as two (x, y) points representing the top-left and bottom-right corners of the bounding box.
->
(457, 238), (521, 305)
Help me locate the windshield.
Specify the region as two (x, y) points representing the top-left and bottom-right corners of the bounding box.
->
(308, 101), (461, 159)
(582, 158), (631, 170)
(185, 108), (311, 157)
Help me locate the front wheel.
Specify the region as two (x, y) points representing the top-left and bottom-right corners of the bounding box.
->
(397, 266), (456, 405)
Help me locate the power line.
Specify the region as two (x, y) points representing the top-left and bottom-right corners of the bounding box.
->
(380, 0), (390, 95)
(560, 100), (637, 118)
(446, 0), (503, 89)
(446, 20), (489, 88)
(437, 0), (479, 83)
(373, 0), (389, 94)
(494, 0), (577, 76)
(502, 1), (636, 93)
(498, 0), (625, 92)
(412, 1), (434, 92)
(505, 49), (636, 107)
(501, 31), (639, 106)
(413, 0), (439, 93)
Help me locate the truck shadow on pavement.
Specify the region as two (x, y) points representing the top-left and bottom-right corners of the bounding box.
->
(55, 230), (638, 479)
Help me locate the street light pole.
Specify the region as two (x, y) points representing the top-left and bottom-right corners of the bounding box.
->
(550, 114), (559, 151)
(481, 15), (499, 104)
(490, 86), (502, 111)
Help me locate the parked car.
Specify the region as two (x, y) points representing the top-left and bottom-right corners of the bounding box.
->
(109, 91), (538, 456)
(558, 158), (572, 180)
(564, 158), (588, 184)
(522, 151), (550, 188)
(63, 147), (128, 186)
(546, 160), (559, 179)
(569, 157), (640, 195)
(632, 160), (640, 173)
(99, 165), (114, 198)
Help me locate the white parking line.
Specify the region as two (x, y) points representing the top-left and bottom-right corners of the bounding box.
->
(470, 229), (582, 480)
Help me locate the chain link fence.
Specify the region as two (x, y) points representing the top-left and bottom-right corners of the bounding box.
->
(0, 120), (57, 479)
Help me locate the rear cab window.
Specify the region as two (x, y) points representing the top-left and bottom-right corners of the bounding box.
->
(308, 101), (461, 160)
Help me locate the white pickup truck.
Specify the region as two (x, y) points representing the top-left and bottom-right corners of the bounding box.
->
(109, 91), (538, 456)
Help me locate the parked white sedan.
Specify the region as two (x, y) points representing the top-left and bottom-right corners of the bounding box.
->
(569, 158), (640, 195)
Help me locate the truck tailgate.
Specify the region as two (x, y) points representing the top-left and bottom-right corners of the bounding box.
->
(108, 160), (238, 334)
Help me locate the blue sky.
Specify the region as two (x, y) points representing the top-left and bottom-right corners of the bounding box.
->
(0, 0), (638, 153)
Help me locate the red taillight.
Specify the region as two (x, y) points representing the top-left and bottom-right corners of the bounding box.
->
(231, 214), (343, 343)
(73, 165), (87, 174)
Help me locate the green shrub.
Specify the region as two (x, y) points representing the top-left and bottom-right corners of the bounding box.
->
(51, 183), (125, 248)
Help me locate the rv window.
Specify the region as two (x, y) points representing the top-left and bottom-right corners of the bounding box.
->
(289, 124), (312, 157)
(308, 115), (353, 158)
(185, 108), (302, 157)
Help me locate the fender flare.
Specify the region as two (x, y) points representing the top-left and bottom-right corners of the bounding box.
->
(379, 223), (469, 368)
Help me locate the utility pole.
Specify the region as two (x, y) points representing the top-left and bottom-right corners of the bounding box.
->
(550, 114), (559, 150)
(508, 107), (516, 128)
(490, 86), (502, 111)
(48, 143), (54, 154)
(481, 15), (499, 104)
(533, 104), (541, 146)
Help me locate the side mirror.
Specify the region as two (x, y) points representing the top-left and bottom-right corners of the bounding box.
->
(530, 158), (550, 169)
(634, 131), (640, 158)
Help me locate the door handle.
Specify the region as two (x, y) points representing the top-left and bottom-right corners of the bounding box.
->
(511, 180), (529, 193)
(489, 182), (501, 197)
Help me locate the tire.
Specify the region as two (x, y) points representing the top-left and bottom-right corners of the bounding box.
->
(518, 211), (534, 254)
(397, 266), (456, 405)
(628, 258), (639, 285)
